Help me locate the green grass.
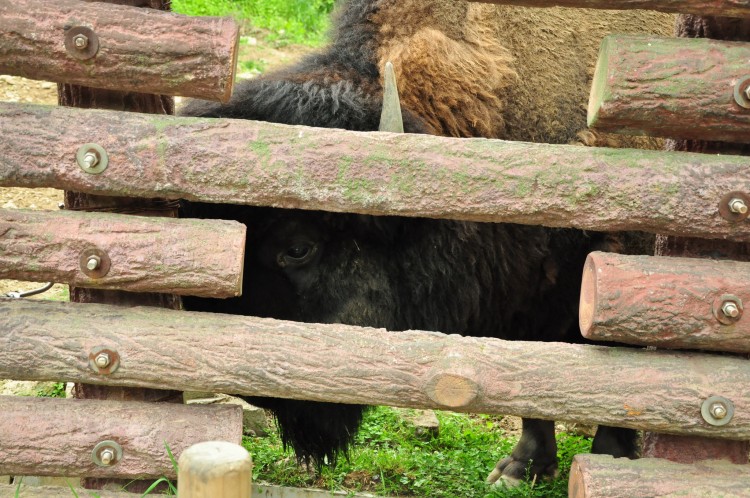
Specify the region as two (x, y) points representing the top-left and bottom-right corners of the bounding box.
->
(171, 0), (336, 45)
(246, 406), (591, 497)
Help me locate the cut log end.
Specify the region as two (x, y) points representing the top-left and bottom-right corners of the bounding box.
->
(587, 36), (612, 129)
(579, 254), (597, 338)
(425, 372), (479, 408)
(567, 459), (586, 498)
(177, 441), (252, 498)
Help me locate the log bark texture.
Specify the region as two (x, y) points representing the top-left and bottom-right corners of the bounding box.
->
(642, 433), (749, 464)
(0, 208), (245, 297)
(0, 396), (242, 478)
(0, 0), (239, 102)
(580, 251), (750, 353)
(642, 13), (750, 465)
(2, 103), (750, 242)
(0, 485), (141, 497)
(466, 0), (750, 18)
(177, 442), (252, 498)
(588, 35), (750, 143)
(56, 2), (186, 491)
(2, 298), (750, 440)
(568, 454), (750, 498)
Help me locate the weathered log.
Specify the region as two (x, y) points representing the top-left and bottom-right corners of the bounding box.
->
(2, 298), (750, 440)
(642, 433), (750, 464)
(569, 454), (750, 498)
(0, 0), (238, 102)
(0, 396), (242, 478)
(580, 251), (750, 353)
(0, 208), (245, 298)
(466, 0), (750, 18)
(178, 442), (252, 498)
(588, 35), (750, 143)
(0, 485), (140, 498)
(2, 103), (750, 242)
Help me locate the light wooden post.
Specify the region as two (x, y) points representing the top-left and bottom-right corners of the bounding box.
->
(178, 442), (252, 498)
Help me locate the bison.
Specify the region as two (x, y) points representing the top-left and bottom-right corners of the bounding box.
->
(180, 0), (672, 485)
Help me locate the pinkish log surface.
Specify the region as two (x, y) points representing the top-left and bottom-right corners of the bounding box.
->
(580, 251), (750, 352)
(0, 396), (242, 478)
(642, 433), (749, 464)
(2, 103), (750, 242)
(466, 0), (750, 18)
(569, 454), (750, 498)
(0, 0), (239, 101)
(589, 35), (750, 143)
(0, 208), (245, 298)
(1, 298), (750, 440)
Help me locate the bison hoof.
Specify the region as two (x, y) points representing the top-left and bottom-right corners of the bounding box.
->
(486, 456), (558, 486)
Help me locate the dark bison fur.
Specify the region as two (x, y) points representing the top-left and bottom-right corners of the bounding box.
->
(180, 0), (645, 482)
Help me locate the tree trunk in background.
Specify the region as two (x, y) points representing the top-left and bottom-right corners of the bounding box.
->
(58, 0), (182, 492)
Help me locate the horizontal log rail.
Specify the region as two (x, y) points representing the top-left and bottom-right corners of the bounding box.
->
(589, 35), (750, 143)
(0, 396), (242, 478)
(2, 298), (750, 440)
(2, 103), (750, 242)
(0, 485), (139, 498)
(580, 251), (750, 353)
(569, 454), (750, 497)
(0, 208), (245, 298)
(0, 0), (239, 102)
(466, 0), (750, 18)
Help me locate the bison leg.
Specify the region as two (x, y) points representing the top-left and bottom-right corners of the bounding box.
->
(591, 425), (638, 458)
(486, 418), (558, 486)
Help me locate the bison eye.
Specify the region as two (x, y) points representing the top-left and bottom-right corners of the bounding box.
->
(277, 241), (316, 268)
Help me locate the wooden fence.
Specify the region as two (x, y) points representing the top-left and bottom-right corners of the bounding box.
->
(0, 0), (749, 496)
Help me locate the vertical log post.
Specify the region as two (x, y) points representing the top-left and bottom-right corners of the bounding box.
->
(177, 442), (252, 498)
(645, 13), (750, 465)
(58, 0), (182, 491)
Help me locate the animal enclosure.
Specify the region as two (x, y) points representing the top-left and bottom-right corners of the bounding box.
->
(1, 0), (749, 496)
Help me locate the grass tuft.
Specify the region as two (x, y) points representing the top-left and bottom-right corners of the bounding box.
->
(171, 0), (336, 45)
(246, 406), (591, 497)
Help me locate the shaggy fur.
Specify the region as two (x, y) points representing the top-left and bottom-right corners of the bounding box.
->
(181, 0), (672, 482)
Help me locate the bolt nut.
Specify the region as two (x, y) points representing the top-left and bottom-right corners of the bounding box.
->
(92, 440), (123, 467)
(94, 352), (110, 368)
(76, 144), (108, 174)
(82, 152), (99, 170)
(86, 255), (101, 271)
(701, 395), (735, 426)
(89, 346), (119, 374)
(729, 198), (749, 215)
(710, 402), (728, 420)
(99, 448), (115, 465)
(722, 301), (740, 319)
(73, 34), (89, 49)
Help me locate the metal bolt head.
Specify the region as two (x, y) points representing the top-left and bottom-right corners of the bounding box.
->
(722, 301), (740, 319)
(729, 198), (749, 215)
(94, 352), (110, 369)
(86, 255), (101, 271)
(82, 152), (99, 170)
(710, 402), (728, 420)
(73, 34), (89, 49)
(99, 448), (115, 466)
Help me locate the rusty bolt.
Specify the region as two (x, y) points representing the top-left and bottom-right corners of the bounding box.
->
(99, 448), (115, 466)
(94, 352), (111, 369)
(710, 402), (728, 420)
(729, 198), (749, 215)
(73, 34), (89, 49)
(86, 255), (101, 271)
(722, 301), (740, 319)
